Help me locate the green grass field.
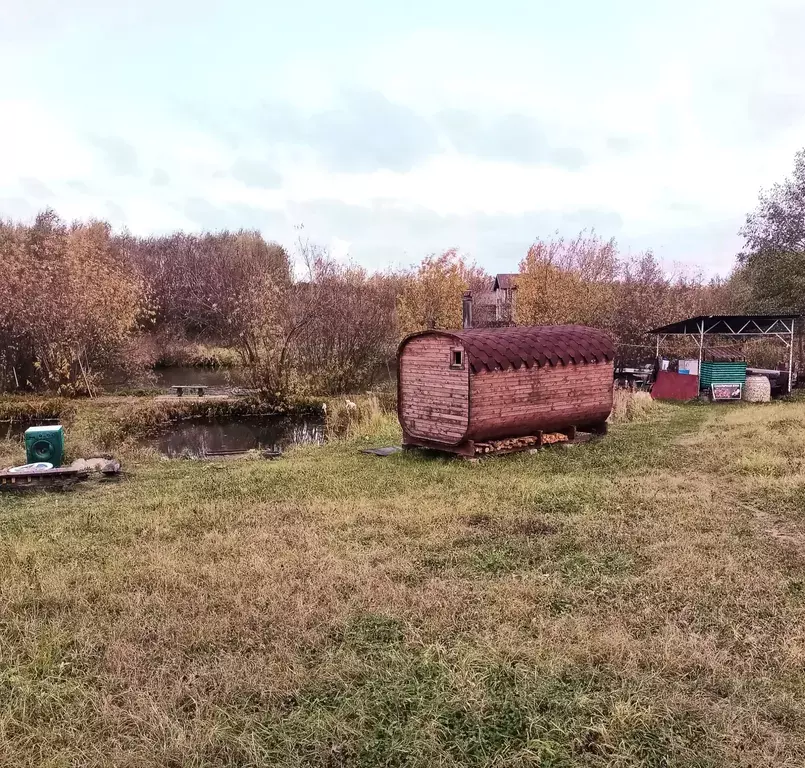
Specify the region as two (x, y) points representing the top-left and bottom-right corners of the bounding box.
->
(2, 397), (805, 766)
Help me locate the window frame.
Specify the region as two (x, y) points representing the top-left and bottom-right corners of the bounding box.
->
(449, 347), (465, 370)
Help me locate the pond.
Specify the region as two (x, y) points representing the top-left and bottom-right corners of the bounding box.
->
(106, 366), (246, 391)
(150, 366), (246, 390)
(143, 415), (325, 458)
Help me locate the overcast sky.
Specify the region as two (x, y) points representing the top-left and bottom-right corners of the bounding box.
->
(1, 0), (804, 276)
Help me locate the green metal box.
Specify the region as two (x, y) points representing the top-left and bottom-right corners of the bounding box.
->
(699, 361), (747, 390)
(24, 425), (65, 467)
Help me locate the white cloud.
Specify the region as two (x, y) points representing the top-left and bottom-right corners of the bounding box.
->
(329, 236), (351, 262)
(0, 101), (94, 181)
(1, 0), (804, 276)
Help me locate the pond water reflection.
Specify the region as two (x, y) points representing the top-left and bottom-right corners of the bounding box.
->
(143, 415), (325, 457)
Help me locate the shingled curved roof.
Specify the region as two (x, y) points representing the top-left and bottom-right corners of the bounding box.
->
(400, 325), (615, 374)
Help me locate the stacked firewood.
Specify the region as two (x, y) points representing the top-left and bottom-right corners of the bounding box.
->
(474, 432), (569, 455)
(541, 432), (570, 445)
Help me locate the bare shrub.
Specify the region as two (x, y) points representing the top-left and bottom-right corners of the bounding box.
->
(121, 230), (291, 337)
(293, 247), (402, 394)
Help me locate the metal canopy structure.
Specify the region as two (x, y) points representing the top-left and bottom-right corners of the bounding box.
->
(648, 314), (798, 392)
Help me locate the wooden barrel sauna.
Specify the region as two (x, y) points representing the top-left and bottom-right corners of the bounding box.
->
(397, 325), (615, 455)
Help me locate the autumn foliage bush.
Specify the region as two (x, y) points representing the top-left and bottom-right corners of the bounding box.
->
(0, 211), (145, 394)
(0, 211), (757, 398)
(515, 231), (737, 363)
(397, 249), (491, 336)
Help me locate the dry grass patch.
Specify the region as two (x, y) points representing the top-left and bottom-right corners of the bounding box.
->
(609, 388), (665, 424)
(2, 397), (805, 765)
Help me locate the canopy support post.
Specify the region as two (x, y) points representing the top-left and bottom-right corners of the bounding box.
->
(789, 319), (795, 393)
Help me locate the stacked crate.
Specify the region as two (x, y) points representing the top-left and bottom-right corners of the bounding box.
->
(699, 361), (747, 390)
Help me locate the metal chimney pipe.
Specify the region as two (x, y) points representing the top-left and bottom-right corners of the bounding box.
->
(462, 290), (473, 329)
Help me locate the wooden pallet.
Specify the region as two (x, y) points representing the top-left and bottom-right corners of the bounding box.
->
(0, 466), (90, 489)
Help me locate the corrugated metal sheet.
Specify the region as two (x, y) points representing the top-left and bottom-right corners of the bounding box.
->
(704, 346), (745, 362)
(700, 361), (747, 388)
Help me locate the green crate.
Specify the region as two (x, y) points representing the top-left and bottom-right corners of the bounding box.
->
(699, 361), (746, 390)
(24, 425), (65, 467)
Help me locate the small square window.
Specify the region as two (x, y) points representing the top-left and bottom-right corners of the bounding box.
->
(450, 348), (464, 368)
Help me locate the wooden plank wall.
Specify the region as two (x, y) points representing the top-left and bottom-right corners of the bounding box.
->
(399, 335), (469, 443)
(468, 361), (613, 441)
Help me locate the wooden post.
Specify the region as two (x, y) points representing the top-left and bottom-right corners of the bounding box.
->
(462, 291), (473, 330)
(789, 318), (795, 393)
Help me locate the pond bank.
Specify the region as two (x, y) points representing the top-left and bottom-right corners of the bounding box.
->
(0, 394), (328, 465)
(106, 365), (247, 393)
(0, 391), (394, 465)
(143, 414), (324, 457)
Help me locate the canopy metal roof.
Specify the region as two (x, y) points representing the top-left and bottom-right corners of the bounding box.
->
(649, 314), (798, 336)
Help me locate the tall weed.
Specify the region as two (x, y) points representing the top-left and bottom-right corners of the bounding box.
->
(610, 389), (663, 423)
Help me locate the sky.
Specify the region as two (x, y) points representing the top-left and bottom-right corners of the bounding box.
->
(1, 0), (804, 276)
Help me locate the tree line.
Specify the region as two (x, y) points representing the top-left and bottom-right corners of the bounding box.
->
(1, 149), (803, 396)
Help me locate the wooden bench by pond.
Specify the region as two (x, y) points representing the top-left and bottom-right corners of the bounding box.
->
(171, 385), (208, 397)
